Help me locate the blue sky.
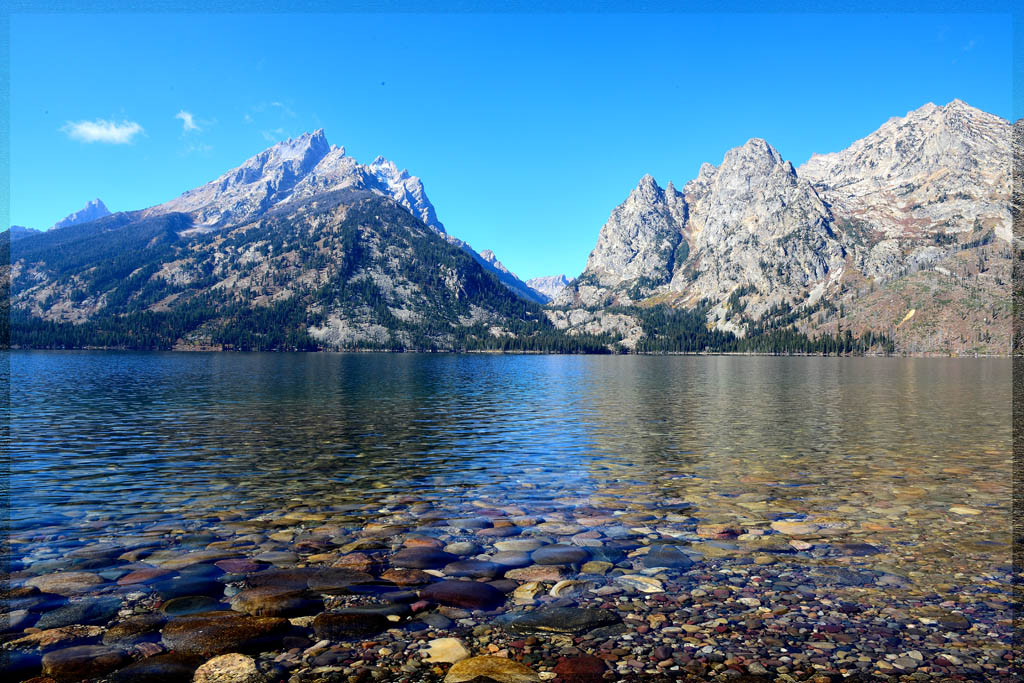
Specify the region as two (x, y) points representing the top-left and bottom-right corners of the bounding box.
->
(9, 11), (1013, 280)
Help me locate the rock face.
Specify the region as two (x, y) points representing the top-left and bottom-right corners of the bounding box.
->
(143, 130), (539, 302)
(52, 198), (111, 230)
(557, 100), (1012, 353)
(525, 274), (571, 302)
(583, 174), (688, 297)
(799, 99), (1011, 242)
(148, 131), (444, 234)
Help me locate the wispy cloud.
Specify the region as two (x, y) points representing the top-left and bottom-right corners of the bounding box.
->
(962, 39), (976, 52)
(183, 141), (213, 156)
(261, 127), (287, 142)
(176, 110), (200, 132)
(61, 119), (144, 144)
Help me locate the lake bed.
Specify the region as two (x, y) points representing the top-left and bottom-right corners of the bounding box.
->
(4, 353), (1014, 682)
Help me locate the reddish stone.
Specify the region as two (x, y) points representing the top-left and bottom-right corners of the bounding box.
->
(553, 655), (607, 682)
(403, 536), (445, 549)
(214, 559), (267, 574)
(117, 568), (173, 585)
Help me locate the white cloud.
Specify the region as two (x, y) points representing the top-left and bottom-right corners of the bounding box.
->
(176, 110), (200, 132)
(61, 119), (144, 144)
(261, 127), (287, 142)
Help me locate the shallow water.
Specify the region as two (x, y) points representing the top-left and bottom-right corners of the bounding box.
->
(5, 352), (1015, 680)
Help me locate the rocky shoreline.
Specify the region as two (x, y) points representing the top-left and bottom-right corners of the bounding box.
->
(2, 491), (1015, 683)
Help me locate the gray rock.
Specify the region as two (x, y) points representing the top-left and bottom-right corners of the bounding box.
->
(499, 607), (621, 635)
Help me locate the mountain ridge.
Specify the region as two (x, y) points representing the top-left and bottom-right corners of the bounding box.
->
(554, 99), (1011, 354)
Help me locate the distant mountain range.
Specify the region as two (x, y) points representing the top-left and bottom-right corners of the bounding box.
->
(3, 100), (1012, 354)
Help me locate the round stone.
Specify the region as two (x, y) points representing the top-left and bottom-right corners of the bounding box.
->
(25, 572), (104, 596)
(442, 560), (504, 579)
(420, 580), (506, 610)
(161, 595), (222, 616)
(161, 611), (289, 656)
(229, 586), (323, 618)
(116, 567), (173, 585)
(530, 545), (590, 565)
(443, 542), (482, 556)
(444, 655), (540, 683)
(193, 652), (266, 683)
(643, 545), (695, 569)
(391, 547), (458, 569)
(41, 645), (127, 682)
(487, 551), (533, 568)
(311, 609), (390, 640)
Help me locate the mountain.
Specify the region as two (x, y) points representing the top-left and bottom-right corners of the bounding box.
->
(471, 249), (547, 304)
(146, 130), (540, 301)
(556, 100), (1011, 354)
(5, 134), (610, 352)
(146, 130), (444, 233)
(8, 226), (41, 241)
(52, 198), (110, 229)
(526, 274), (572, 302)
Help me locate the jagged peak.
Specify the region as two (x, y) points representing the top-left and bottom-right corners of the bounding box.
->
(266, 129), (329, 159)
(629, 173), (663, 202)
(718, 137), (784, 177)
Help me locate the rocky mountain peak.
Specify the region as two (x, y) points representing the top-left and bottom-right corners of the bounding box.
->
(526, 274), (572, 302)
(798, 98), (1010, 240)
(148, 130), (446, 233)
(53, 198), (111, 229)
(717, 138), (784, 180)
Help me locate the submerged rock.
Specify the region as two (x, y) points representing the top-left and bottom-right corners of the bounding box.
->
(193, 652), (266, 683)
(421, 580), (505, 610)
(41, 645), (127, 682)
(161, 611), (289, 656)
(499, 607), (620, 635)
(444, 655), (540, 683)
(311, 609), (391, 640)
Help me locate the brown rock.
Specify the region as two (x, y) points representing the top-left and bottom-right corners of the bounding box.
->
(102, 613), (166, 646)
(444, 655), (540, 682)
(553, 655), (608, 682)
(117, 567), (173, 585)
(229, 586), (322, 617)
(215, 559), (268, 574)
(381, 568), (434, 586)
(24, 572), (104, 596)
(420, 580), (505, 610)
(193, 652), (266, 683)
(8, 625), (105, 650)
(41, 645), (127, 682)
(330, 552), (381, 574)
(161, 611), (288, 656)
(504, 565), (567, 582)
(311, 609), (390, 640)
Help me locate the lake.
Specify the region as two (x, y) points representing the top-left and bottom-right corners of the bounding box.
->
(5, 352), (1015, 681)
